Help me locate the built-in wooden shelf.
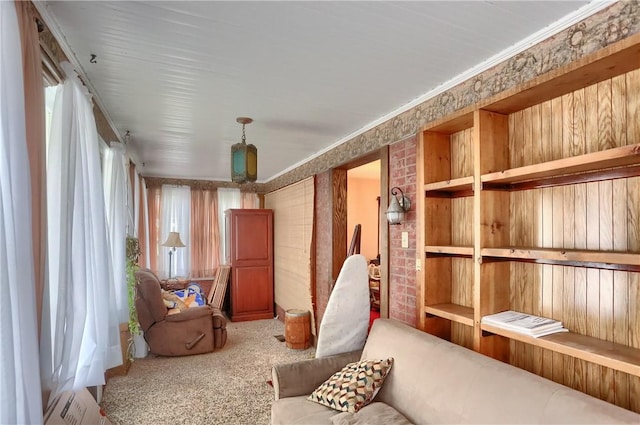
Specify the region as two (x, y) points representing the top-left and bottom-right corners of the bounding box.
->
(426, 245), (474, 257)
(481, 247), (640, 271)
(481, 143), (640, 189)
(416, 34), (640, 410)
(481, 323), (640, 377)
(425, 303), (474, 327)
(424, 176), (474, 197)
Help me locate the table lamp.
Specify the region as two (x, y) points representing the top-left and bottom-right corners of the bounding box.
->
(162, 231), (185, 279)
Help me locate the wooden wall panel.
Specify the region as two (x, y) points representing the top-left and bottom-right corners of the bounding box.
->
(450, 128), (473, 178)
(331, 169), (347, 281)
(449, 127), (474, 346)
(505, 69), (640, 411)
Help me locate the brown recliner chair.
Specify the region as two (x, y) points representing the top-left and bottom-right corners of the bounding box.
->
(135, 269), (227, 356)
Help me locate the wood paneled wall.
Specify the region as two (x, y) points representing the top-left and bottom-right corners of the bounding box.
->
(499, 69), (640, 411)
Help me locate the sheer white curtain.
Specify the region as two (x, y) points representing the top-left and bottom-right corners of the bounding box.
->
(217, 187), (241, 264)
(102, 142), (129, 324)
(159, 185), (191, 278)
(0, 2), (43, 421)
(41, 61), (121, 402)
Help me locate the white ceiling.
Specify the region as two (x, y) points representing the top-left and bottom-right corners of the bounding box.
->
(38, 1), (597, 183)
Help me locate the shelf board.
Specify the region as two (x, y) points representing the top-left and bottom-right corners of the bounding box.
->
(426, 245), (474, 257)
(424, 176), (474, 197)
(481, 247), (640, 271)
(481, 323), (640, 377)
(425, 303), (474, 327)
(481, 143), (640, 187)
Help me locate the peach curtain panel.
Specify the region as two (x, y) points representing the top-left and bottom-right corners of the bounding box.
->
(16, 1), (46, 336)
(137, 176), (149, 268)
(146, 186), (162, 273)
(241, 192), (259, 209)
(190, 189), (220, 277)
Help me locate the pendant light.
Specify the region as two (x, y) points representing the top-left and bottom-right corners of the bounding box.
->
(231, 117), (257, 183)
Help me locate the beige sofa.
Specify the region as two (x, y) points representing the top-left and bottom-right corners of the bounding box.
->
(271, 318), (640, 424)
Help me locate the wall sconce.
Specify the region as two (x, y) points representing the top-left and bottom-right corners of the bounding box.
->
(386, 187), (411, 225)
(231, 117), (257, 183)
(162, 231), (185, 278)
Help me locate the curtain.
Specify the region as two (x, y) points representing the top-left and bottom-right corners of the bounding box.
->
(138, 177), (150, 269)
(190, 188), (220, 277)
(241, 192), (259, 209)
(0, 2), (43, 421)
(41, 61), (121, 403)
(102, 142), (129, 324)
(217, 188), (241, 264)
(159, 185), (190, 278)
(133, 167), (140, 237)
(146, 185), (161, 273)
(16, 0), (46, 340)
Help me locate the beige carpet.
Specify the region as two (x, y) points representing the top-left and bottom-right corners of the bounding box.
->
(102, 318), (315, 425)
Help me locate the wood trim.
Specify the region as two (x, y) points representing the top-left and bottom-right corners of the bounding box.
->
(379, 146), (390, 318)
(416, 133), (426, 329)
(331, 169), (347, 282)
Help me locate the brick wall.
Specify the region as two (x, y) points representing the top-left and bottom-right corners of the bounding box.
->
(388, 136), (417, 327)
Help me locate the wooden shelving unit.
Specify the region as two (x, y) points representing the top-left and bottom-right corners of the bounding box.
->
(481, 247), (640, 271)
(481, 324), (640, 377)
(425, 245), (473, 257)
(416, 34), (640, 412)
(425, 303), (474, 327)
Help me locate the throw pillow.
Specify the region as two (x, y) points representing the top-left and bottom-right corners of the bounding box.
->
(308, 358), (394, 413)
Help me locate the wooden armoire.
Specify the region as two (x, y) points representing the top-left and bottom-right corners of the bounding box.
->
(225, 209), (274, 321)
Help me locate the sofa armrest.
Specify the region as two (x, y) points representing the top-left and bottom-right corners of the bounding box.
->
(164, 306), (212, 322)
(272, 350), (362, 400)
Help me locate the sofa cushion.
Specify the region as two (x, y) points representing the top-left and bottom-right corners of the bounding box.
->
(308, 358), (393, 413)
(271, 396), (337, 425)
(330, 402), (414, 425)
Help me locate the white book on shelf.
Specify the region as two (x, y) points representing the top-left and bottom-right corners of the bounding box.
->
(482, 310), (567, 337)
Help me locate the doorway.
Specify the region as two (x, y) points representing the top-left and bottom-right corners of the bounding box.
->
(347, 161), (381, 315)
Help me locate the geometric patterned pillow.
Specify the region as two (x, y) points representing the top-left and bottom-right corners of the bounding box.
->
(308, 358), (394, 413)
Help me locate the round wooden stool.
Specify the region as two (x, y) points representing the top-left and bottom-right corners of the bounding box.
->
(284, 309), (311, 350)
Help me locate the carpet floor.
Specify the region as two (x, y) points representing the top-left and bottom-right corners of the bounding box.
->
(101, 318), (315, 425)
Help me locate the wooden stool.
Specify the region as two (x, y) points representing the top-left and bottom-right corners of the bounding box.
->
(285, 309), (311, 350)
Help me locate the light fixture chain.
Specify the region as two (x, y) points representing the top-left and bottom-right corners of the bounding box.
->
(242, 124), (246, 144)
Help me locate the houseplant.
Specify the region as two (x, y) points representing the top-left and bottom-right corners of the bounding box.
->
(126, 236), (146, 359)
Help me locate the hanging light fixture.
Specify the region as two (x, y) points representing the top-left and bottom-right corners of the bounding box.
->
(231, 117), (257, 183)
(386, 186), (411, 225)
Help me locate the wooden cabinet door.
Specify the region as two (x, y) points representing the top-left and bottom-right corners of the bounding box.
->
(226, 209), (274, 321)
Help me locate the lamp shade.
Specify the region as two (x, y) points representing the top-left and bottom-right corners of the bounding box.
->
(162, 231), (185, 248)
(385, 186), (411, 225)
(231, 142), (257, 183)
(385, 196), (405, 225)
(231, 117), (257, 183)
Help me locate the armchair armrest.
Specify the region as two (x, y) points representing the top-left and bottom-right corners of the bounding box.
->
(271, 350), (362, 400)
(164, 306), (212, 322)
